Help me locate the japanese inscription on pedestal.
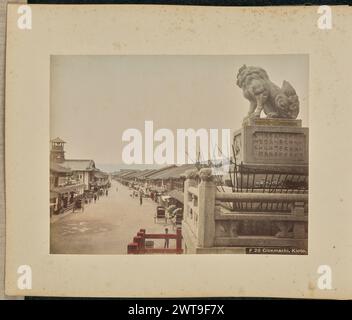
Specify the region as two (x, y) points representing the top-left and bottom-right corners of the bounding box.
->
(252, 132), (306, 162)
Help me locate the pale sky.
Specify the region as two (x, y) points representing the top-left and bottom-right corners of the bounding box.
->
(50, 55), (309, 170)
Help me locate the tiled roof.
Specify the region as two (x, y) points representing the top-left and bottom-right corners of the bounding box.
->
(147, 164), (196, 180)
(50, 163), (71, 173)
(140, 165), (176, 179)
(50, 137), (66, 143)
(118, 170), (141, 179)
(114, 165), (191, 181)
(61, 159), (96, 171)
(124, 170), (147, 179)
(143, 169), (160, 178)
(131, 169), (157, 179)
(112, 170), (134, 178)
(94, 170), (109, 178)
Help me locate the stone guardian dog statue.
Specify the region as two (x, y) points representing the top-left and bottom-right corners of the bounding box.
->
(236, 65), (300, 119)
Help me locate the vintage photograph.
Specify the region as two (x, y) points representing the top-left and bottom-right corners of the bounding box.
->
(7, 4), (352, 299)
(49, 54), (309, 255)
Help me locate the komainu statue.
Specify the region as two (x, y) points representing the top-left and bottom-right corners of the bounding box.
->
(236, 65), (300, 119)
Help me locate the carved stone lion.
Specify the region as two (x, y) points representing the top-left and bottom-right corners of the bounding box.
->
(236, 65), (300, 119)
(199, 168), (213, 182)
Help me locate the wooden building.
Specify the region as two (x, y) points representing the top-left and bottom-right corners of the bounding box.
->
(50, 137), (109, 215)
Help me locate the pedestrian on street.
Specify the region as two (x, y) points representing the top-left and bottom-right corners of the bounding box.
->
(139, 192), (143, 205)
(106, 189), (108, 196)
(94, 194), (97, 203)
(164, 228), (169, 249)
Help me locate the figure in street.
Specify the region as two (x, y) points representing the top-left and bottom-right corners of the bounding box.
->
(164, 228), (169, 249)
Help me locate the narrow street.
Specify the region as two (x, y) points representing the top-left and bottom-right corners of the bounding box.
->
(50, 180), (171, 254)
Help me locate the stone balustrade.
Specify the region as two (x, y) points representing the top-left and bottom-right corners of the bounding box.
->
(182, 168), (308, 253)
(215, 192), (308, 203)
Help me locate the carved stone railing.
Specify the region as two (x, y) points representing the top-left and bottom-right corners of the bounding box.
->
(214, 200), (307, 248)
(183, 169), (200, 241)
(182, 168), (308, 250)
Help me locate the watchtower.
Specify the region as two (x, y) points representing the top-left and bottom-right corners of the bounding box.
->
(50, 137), (66, 163)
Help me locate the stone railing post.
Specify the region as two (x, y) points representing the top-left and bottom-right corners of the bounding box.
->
(183, 169), (198, 222)
(197, 168), (216, 248)
(292, 201), (306, 239)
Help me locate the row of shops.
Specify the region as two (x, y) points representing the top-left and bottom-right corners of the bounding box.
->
(112, 164), (197, 227)
(50, 137), (110, 216)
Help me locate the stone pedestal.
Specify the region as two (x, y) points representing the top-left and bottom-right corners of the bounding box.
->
(242, 117), (302, 128)
(233, 117), (309, 167)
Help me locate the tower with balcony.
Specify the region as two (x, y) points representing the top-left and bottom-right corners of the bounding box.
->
(50, 137), (66, 163)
